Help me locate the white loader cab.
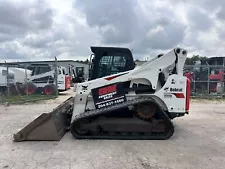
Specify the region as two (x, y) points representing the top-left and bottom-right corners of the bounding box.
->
(25, 64), (71, 95)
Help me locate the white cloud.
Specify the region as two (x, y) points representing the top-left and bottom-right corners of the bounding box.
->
(0, 0), (225, 63)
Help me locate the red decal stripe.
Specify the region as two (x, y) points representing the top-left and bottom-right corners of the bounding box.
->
(104, 72), (128, 81)
(172, 93), (184, 98)
(186, 78), (191, 111)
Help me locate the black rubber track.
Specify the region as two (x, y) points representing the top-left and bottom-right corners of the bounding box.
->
(70, 97), (174, 140)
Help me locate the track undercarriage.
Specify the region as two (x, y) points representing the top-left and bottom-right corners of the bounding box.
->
(70, 97), (174, 140)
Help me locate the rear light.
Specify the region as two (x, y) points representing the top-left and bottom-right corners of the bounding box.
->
(185, 78), (191, 112)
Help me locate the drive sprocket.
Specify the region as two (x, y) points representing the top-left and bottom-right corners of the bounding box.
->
(135, 102), (156, 120)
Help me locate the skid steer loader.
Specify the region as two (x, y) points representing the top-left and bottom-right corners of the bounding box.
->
(13, 46), (191, 142)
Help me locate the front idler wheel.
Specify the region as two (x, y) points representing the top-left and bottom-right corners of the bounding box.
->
(71, 119), (91, 136)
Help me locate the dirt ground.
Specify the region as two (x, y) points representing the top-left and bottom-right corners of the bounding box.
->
(0, 89), (225, 169)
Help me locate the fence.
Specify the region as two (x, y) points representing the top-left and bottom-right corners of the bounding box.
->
(184, 64), (225, 98)
(1, 60), (224, 103)
(0, 59), (59, 104)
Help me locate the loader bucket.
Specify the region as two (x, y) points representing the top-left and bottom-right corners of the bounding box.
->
(13, 96), (74, 142)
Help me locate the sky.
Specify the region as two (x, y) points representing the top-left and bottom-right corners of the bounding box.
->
(0, 0), (225, 62)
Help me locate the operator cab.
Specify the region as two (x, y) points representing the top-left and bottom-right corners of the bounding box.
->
(30, 64), (52, 76)
(88, 46), (135, 80)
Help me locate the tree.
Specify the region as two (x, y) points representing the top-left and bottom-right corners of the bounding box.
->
(185, 55), (208, 65)
(84, 59), (90, 64)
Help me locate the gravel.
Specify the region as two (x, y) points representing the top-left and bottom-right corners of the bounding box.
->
(0, 91), (225, 169)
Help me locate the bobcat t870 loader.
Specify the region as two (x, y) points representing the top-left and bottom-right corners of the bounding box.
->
(13, 47), (191, 141)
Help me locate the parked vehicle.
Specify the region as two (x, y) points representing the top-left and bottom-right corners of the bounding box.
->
(25, 63), (71, 95)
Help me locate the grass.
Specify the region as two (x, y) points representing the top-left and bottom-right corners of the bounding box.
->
(0, 94), (57, 104)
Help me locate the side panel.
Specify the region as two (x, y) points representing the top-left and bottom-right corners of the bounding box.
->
(65, 75), (71, 90)
(58, 74), (66, 90)
(185, 78), (191, 112)
(154, 74), (187, 114)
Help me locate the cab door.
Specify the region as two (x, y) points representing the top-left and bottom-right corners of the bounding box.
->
(89, 46), (135, 80)
(57, 67), (65, 90)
